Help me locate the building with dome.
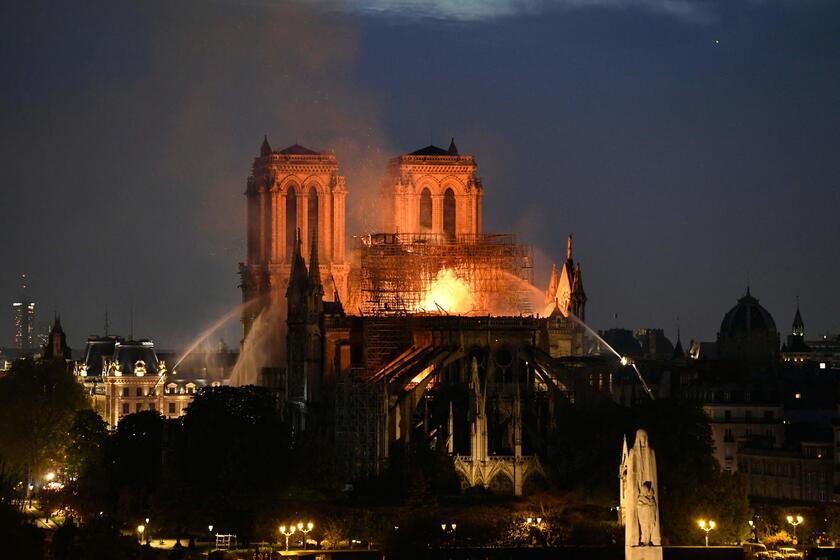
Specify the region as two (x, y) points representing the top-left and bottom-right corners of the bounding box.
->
(717, 287), (780, 362)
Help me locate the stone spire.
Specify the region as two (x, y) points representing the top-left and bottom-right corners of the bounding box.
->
(447, 137), (459, 155)
(672, 325), (685, 360)
(308, 225), (321, 288)
(286, 229), (308, 300)
(260, 134), (272, 156)
(545, 263), (559, 306)
(570, 262), (587, 321)
(792, 304), (805, 337)
(567, 234), (573, 261)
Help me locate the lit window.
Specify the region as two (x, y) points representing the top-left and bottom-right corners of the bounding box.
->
(795, 393), (802, 399)
(820, 363), (826, 369)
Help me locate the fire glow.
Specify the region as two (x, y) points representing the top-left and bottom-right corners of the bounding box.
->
(419, 268), (475, 315)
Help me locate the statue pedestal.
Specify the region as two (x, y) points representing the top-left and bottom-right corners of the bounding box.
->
(626, 546), (663, 560)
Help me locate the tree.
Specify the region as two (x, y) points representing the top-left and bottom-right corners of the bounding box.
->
(112, 410), (165, 519)
(157, 386), (290, 538)
(636, 398), (750, 544)
(0, 359), (88, 485)
(63, 410), (112, 518)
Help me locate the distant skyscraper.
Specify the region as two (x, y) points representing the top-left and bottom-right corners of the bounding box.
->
(12, 274), (35, 349)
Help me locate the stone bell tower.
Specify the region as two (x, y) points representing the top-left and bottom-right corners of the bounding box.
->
(381, 138), (484, 239)
(239, 136), (349, 339)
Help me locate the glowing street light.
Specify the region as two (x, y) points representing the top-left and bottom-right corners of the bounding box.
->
(137, 524), (145, 544)
(45, 472), (56, 482)
(786, 515), (803, 544)
(208, 524), (214, 556)
(698, 519), (716, 547)
(297, 521), (314, 550)
(280, 524), (297, 551)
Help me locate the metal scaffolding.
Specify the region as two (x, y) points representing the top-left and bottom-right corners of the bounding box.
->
(354, 232), (534, 317)
(334, 368), (384, 480)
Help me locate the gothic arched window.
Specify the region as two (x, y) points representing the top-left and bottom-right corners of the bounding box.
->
(285, 185), (298, 261)
(308, 186), (319, 258)
(443, 188), (456, 240)
(420, 188), (432, 230)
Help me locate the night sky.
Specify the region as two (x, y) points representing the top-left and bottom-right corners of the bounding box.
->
(2, 0), (838, 351)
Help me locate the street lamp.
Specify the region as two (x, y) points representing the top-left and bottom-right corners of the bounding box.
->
(297, 521), (314, 550)
(208, 524), (214, 557)
(786, 515), (803, 545)
(280, 525), (296, 551)
(137, 524), (145, 544)
(698, 519), (716, 547)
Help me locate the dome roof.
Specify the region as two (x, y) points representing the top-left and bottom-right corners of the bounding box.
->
(719, 287), (777, 337)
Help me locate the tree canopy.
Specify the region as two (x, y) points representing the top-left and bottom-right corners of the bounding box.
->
(0, 359), (88, 483)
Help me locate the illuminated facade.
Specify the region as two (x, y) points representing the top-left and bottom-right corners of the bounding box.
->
(75, 337), (210, 428)
(240, 138), (349, 339)
(381, 139), (483, 238)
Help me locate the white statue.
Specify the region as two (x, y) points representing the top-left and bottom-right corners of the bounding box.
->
(621, 429), (661, 552)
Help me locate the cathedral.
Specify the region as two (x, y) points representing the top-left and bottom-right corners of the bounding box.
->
(239, 137), (592, 495)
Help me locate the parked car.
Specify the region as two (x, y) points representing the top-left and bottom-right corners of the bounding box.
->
(778, 547), (803, 559)
(744, 542), (770, 559)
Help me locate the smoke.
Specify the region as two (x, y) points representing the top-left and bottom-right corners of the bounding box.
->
(229, 302), (287, 387)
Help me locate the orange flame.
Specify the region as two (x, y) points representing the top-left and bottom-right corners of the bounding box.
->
(419, 268), (475, 314)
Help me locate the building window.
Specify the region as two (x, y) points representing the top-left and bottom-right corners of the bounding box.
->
(169, 402), (176, 414)
(135, 403), (142, 413)
(122, 387), (129, 397)
(420, 188), (432, 230)
(724, 410), (731, 422)
(745, 410), (752, 422)
(443, 188), (456, 240)
(285, 186), (298, 262)
(136, 387), (143, 397)
(308, 186), (319, 258)
(122, 403), (129, 414)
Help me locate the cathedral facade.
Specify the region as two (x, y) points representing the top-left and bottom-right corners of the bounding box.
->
(240, 138), (350, 338)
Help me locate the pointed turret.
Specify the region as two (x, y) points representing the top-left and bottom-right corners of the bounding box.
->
(286, 229), (308, 300)
(792, 305), (804, 337)
(570, 262), (587, 321)
(447, 137), (459, 155)
(545, 263), (559, 305)
(308, 226), (321, 288)
(672, 327), (685, 360)
(45, 313), (70, 361)
(566, 234), (573, 262)
(260, 135), (272, 157)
